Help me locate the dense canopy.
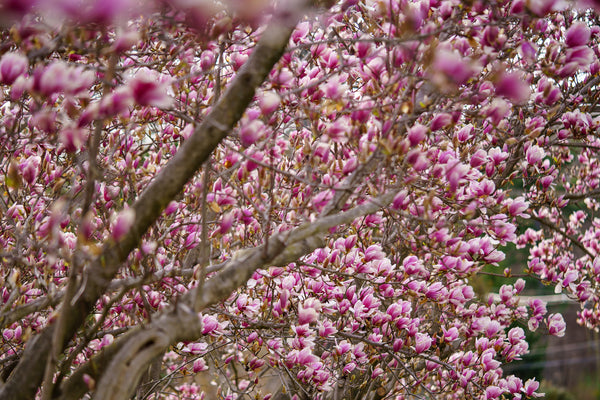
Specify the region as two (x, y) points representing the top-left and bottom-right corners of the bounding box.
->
(0, 0), (599, 399)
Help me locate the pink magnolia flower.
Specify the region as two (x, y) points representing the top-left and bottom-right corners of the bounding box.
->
(485, 320), (502, 338)
(481, 348), (501, 371)
(248, 358), (265, 370)
(470, 149), (487, 168)
(526, 145), (545, 166)
(0, 52), (28, 85)
(201, 314), (220, 335)
(414, 332), (433, 353)
(10, 75), (31, 100)
(336, 340), (352, 355)
(218, 212), (234, 235)
(547, 313), (566, 337)
(292, 21), (310, 43)
(259, 91), (280, 115)
(406, 149), (429, 171)
(127, 69), (173, 108)
(239, 120), (264, 147)
(486, 386), (504, 400)
(433, 48), (478, 85)
(508, 196), (529, 217)
(59, 127), (87, 153)
(488, 147), (509, 165)
(342, 156), (358, 175)
(183, 342), (208, 355)
(455, 124), (474, 142)
(442, 326), (459, 342)
(50, 0), (140, 25)
(565, 46), (594, 67)
(296, 347), (319, 366)
(459, 369), (476, 387)
(318, 320), (337, 337)
(111, 208), (135, 241)
(407, 123), (427, 146)
(2, 326), (22, 341)
(485, 98), (511, 124)
(445, 160), (469, 192)
(392, 189), (410, 210)
(515, 278), (526, 293)
(565, 22), (591, 48)
(430, 113), (453, 131)
(37, 62), (95, 97)
(523, 379), (542, 397)
(323, 76), (348, 100)
(519, 40), (538, 63)
(325, 117), (351, 142)
(558, 62), (580, 77)
(192, 358), (208, 372)
(495, 71), (530, 104)
(506, 375), (524, 394)
(342, 362), (356, 375)
(527, 0), (558, 16)
(111, 29), (140, 53)
(21, 156), (40, 185)
(311, 190), (333, 212)
(298, 303), (319, 325)
(508, 327), (526, 345)
(100, 87), (134, 117)
(510, 0), (525, 13)
(371, 367), (384, 379)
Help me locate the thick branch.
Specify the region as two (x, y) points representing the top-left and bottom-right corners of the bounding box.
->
(58, 191), (397, 398)
(563, 189), (600, 200)
(0, 292), (63, 330)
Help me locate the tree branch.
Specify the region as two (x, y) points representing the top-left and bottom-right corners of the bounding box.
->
(57, 190), (397, 398)
(529, 214), (594, 259)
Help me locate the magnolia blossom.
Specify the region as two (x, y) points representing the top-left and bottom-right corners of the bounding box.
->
(127, 69), (173, 108)
(407, 123), (427, 146)
(547, 313), (566, 337)
(258, 91), (280, 115)
(565, 22), (591, 47)
(414, 332), (433, 353)
(1, 1), (600, 400)
(486, 386), (504, 400)
(495, 71), (531, 104)
(37, 62), (95, 97)
(0, 52), (28, 85)
(433, 47), (478, 86)
(526, 145), (545, 166)
(111, 208), (135, 241)
(239, 120), (265, 147)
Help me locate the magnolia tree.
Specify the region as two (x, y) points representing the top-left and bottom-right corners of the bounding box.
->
(0, 0), (599, 399)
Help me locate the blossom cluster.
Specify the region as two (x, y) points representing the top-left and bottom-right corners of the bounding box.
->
(0, 0), (598, 399)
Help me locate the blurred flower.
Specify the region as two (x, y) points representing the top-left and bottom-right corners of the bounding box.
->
(127, 69), (173, 108)
(239, 120), (264, 147)
(111, 208), (135, 241)
(495, 71), (530, 104)
(565, 22), (591, 47)
(408, 123), (427, 146)
(433, 47), (479, 86)
(259, 91), (280, 115)
(0, 52), (28, 85)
